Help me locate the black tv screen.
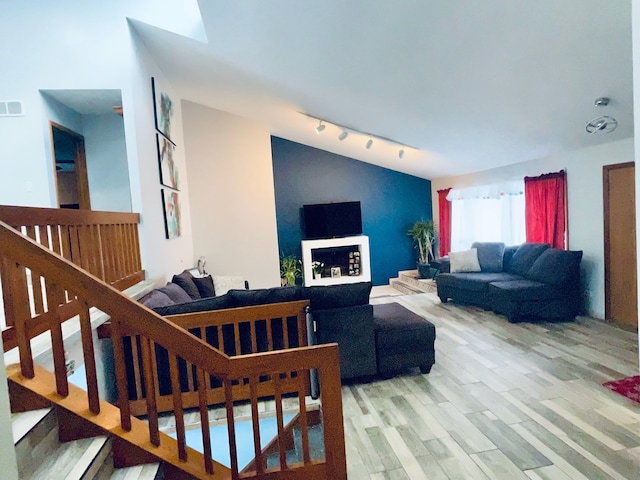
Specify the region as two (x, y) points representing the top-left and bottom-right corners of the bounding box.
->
(303, 201), (362, 239)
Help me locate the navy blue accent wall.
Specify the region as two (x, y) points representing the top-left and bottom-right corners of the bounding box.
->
(271, 137), (432, 286)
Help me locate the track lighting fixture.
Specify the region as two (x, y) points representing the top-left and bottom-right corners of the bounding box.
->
(302, 112), (418, 157)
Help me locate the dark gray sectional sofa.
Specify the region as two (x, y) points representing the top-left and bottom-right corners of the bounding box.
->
(436, 242), (583, 322)
(139, 273), (376, 381)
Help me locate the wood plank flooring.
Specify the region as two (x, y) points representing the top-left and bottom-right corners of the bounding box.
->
(345, 292), (640, 479)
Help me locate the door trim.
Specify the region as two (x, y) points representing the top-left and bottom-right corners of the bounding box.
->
(50, 122), (91, 210)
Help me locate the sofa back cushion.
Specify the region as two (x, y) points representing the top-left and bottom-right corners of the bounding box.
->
(154, 294), (232, 316)
(471, 242), (505, 272)
(449, 248), (481, 273)
(506, 243), (550, 276)
(502, 245), (519, 273)
(157, 282), (193, 304)
(172, 270), (201, 300)
(303, 282), (372, 310)
(526, 248), (583, 287)
(228, 286), (303, 307)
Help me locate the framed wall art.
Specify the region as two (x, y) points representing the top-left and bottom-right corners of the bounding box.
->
(162, 189), (181, 239)
(156, 133), (179, 190)
(152, 77), (175, 142)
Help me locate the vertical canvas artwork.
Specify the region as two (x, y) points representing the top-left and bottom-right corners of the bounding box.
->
(156, 133), (179, 190)
(152, 77), (174, 142)
(162, 189), (181, 239)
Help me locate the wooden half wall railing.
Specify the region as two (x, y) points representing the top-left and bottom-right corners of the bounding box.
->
(0, 205), (143, 353)
(0, 217), (347, 479)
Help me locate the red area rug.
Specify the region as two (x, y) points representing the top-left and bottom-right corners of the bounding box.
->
(603, 375), (640, 404)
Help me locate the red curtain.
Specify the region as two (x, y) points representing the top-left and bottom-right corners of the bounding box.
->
(524, 171), (567, 249)
(437, 188), (452, 257)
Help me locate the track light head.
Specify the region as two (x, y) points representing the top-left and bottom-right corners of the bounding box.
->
(399, 148), (405, 159)
(366, 138), (373, 150)
(338, 130), (348, 141)
(315, 121), (326, 134)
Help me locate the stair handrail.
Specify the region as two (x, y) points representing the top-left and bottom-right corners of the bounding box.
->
(0, 219), (347, 479)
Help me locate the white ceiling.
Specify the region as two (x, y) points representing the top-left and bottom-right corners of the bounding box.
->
(130, 0), (633, 180)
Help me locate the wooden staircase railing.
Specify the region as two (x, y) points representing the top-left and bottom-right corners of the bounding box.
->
(0, 213), (346, 480)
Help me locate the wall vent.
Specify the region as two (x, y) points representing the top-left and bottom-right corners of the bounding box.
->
(0, 101), (24, 117)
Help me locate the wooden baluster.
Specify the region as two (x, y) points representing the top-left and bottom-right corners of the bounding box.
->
(224, 379), (239, 479)
(48, 283), (68, 397)
(79, 300), (100, 414)
(233, 322), (241, 356)
(2, 258), (34, 377)
(110, 317), (131, 431)
(318, 345), (346, 479)
(250, 375), (263, 475)
(298, 372), (310, 464)
(282, 316), (290, 349)
(216, 325), (224, 352)
(298, 311), (307, 347)
(249, 320), (258, 354)
(140, 337), (160, 446)
(130, 223), (142, 272)
(197, 368), (214, 474)
(169, 353), (187, 461)
(266, 318), (274, 351)
(94, 224), (106, 281)
(102, 225), (115, 284)
(273, 371), (287, 471)
(125, 223), (135, 275)
(59, 225), (74, 302)
(68, 225), (82, 269)
(129, 336), (143, 400)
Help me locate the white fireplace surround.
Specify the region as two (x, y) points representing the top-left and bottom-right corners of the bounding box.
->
(301, 235), (371, 286)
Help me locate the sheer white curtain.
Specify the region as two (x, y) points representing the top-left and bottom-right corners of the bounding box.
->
(448, 181), (525, 253)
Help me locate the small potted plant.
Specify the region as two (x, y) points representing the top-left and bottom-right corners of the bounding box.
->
(407, 219), (437, 279)
(280, 253), (302, 286)
(311, 260), (324, 279)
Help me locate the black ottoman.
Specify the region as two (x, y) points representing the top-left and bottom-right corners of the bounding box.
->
(373, 303), (436, 378)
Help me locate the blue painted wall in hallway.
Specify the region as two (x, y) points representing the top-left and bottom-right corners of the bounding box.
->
(271, 137), (432, 286)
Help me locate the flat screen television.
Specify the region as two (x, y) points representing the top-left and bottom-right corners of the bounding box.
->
(303, 201), (362, 239)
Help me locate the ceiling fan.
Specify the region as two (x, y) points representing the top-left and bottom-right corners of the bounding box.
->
(585, 115), (618, 134)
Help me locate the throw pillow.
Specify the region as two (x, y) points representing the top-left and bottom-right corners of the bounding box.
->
(139, 289), (175, 309)
(172, 270), (201, 300)
(193, 275), (215, 298)
(471, 242), (505, 272)
(449, 248), (481, 273)
(228, 286), (303, 307)
(526, 248), (583, 287)
(212, 275), (246, 296)
(507, 243), (550, 276)
(157, 282), (193, 304)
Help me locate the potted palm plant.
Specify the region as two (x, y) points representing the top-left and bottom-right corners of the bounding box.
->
(407, 219), (437, 279)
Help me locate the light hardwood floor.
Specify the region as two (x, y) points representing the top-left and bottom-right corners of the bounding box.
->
(345, 292), (640, 480)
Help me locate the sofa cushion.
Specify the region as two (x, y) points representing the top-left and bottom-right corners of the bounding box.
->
(228, 286), (303, 307)
(192, 275), (216, 298)
(506, 243), (550, 276)
(157, 282), (193, 304)
(437, 272), (522, 292)
(303, 282), (372, 310)
(471, 242), (505, 272)
(489, 279), (566, 301)
(526, 248), (583, 287)
(212, 275), (246, 296)
(139, 289), (175, 309)
(153, 294), (232, 316)
(502, 245), (519, 273)
(172, 270), (201, 300)
(449, 248), (481, 273)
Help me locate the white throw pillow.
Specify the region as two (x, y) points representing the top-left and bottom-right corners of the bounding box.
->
(449, 248), (481, 273)
(212, 275), (245, 296)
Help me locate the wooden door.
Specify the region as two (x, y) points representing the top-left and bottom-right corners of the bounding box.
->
(50, 122), (91, 210)
(603, 162), (637, 328)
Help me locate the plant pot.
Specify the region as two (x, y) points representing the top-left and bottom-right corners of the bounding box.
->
(417, 262), (435, 280)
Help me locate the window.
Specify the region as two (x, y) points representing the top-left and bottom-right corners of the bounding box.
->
(447, 181), (525, 253)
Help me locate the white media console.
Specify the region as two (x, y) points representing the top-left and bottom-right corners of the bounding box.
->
(301, 235), (371, 286)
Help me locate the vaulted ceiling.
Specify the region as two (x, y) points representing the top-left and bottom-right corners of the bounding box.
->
(131, 0), (633, 179)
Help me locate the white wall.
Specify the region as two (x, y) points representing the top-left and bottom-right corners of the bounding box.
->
(83, 112), (132, 212)
(182, 101), (281, 289)
(431, 138), (635, 319)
